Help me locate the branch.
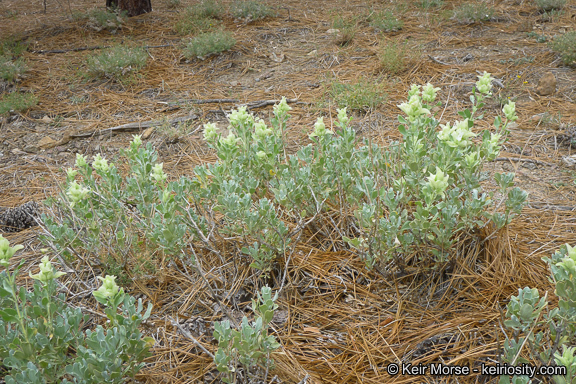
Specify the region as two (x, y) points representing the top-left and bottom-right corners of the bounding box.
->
(70, 115), (199, 138)
(169, 317), (215, 359)
(32, 44), (173, 54)
(493, 157), (553, 166)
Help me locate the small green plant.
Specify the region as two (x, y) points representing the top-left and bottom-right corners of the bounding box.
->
(72, 8), (128, 31)
(85, 45), (148, 80)
(175, 15), (221, 34)
(327, 76), (388, 112)
(418, 0), (444, 9)
(534, 0), (566, 12)
(174, 1), (223, 35)
(453, 2), (495, 23)
(4, 10), (19, 19)
(500, 244), (576, 384)
(230, 0), (275, 21)
(499, 56), (535, 65)
(331, 14), (358, 46)
(0, 39), (28, 57)
(90, 8), (127, 30)
(527, 31), (548, 43)
(368, 10), (403, 32)
(0, 92), (38, 114)
(167, 0), (181, 9)
(379, 41), (419, 75)
(157, 118), (194, 142)
(191, 0), (223, 18)
(541, 9), (564, 22)
(0, 55), (26, 82)
(183, 30), (236, 59)
(213, 286), (281, 383)
(0, 235), (153, 384)
(549, 31), (576, 66)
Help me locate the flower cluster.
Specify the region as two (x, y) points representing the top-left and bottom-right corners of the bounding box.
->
(272, 96), (291, 118)
(75, 153), (88, 168)
(29, 256), (66, 283)
(254, 119), (273, 140)
(93, 275), (121, 301)
(437, 119), (476, 149)
(0, 234), (23, 267)
(92, 154), (110, 173)
(502, 100), (518, 122)
(397, 94), (431, 122)
(67, 180), (90, 207)
(426, 167), (449, 199)
(228, 106), (254, 129)
(131, 134), (143, 148)
(337, 107), (350, 126)
(309, 117), (334, 139)
(422, 83), (441, 103)
(220, 132), (241, 147)
(476, 71), (493, 95)
(150, 163), (166, 182)
(203, 122), (219, 144)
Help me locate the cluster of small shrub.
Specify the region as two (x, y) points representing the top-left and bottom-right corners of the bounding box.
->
(71, 8), (128, 32)
(326, 76), (388, 112)
(452, 2), (494, 23)
(85, 45), (148, 81)
(0, 40), (36, 114)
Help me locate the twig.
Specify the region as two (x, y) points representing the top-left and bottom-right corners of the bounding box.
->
(246, 98), (298, 110)
(32, 44), (173, 54)
(296, 374), (310, 384)
(493, 157), (553, 166)
(69, 115), (198, 138)
(428, 55), (451, 66)
(163, 98), (240, 106)
(163, 98), (299, 109)
(169, 317), (215, 359)
(526, 202), (575, 211)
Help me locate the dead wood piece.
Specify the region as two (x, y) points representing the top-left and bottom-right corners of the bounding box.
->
(493, 157), (553, 166)
(169, 317), (215, 359)
(247, 98), (298, 109)
(33, 44), (173, 54)
(164, 97), (299, 109)
(527, 202), (575, 211)
(69, 115), (198, 138)
(428, 55), (451, 66)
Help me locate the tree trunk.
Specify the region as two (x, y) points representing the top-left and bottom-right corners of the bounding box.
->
(106, 0), (152, 17)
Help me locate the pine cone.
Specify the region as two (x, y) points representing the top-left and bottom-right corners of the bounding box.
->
(0, 201), (39, 232)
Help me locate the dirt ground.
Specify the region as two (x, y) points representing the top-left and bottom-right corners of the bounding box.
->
(1, 0), (576, 382)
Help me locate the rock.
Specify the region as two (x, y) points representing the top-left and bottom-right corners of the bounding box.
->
(59, 128), (74, 145)
(531, 114), (543, 122)
(507, 122), (519, 130)
(536, 72), (556, 96)
(23, 145), (38, 153)
(326, 28), (339, 34)
(270, 52), (284, 62)
(562, 155), (576, 169)
(142, 127), (155, 139)
(38, 136), (59, 150)
(41, 115), (52, 123)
